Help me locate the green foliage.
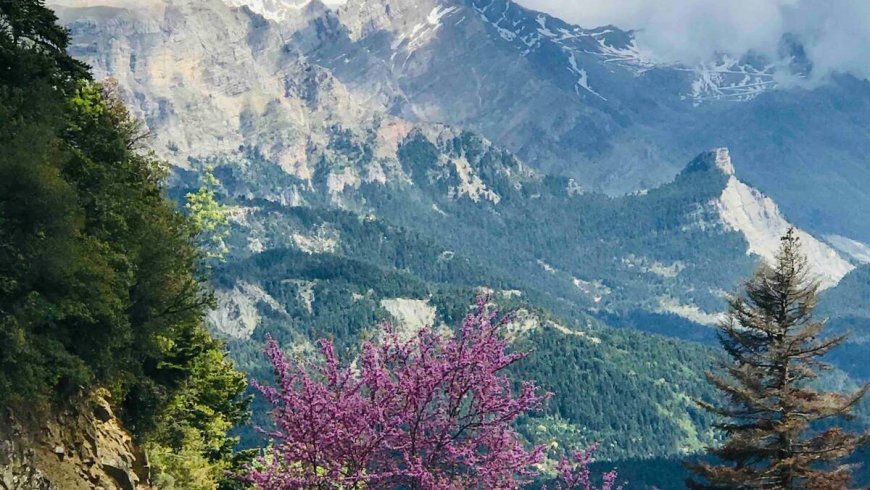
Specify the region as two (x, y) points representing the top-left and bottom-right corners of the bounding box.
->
(0, 0), (88, 109)
(0, 3), (251, 489)
(187, 166), (230, 262)
(512, 327), (718, 460)
(147, 427), (223, 490)
(145, 334), (251, 488)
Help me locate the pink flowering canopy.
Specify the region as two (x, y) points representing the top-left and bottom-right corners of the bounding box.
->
(248, 297), (550, 490)
(544, 444), (623, 490)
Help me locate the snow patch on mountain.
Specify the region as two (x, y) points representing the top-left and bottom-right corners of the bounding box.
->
(535, 14), (556, 37)
(474, 1), (777, 103)
(566, 52), (606, 100)
(593, 36), (653, 69)
(427, 5), (459, 26)
(681, 55), (778, 105)
(470, 0), (652, 86)
(223, 0), (308, 22)
(389, 3), (461, 54)
(710, 149), (853, 288)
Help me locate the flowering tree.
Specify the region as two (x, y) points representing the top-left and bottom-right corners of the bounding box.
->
(248, 297), (549, 489)
(545, 444), (622, 490)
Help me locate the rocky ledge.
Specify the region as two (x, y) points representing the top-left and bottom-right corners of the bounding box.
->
(0, 391), (151, 490)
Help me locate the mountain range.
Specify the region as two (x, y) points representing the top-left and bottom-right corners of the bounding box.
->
(53, 0), (870, 245)
(49, 0), (870, 481)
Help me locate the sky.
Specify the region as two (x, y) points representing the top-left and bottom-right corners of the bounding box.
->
(514, 0), (870, 80)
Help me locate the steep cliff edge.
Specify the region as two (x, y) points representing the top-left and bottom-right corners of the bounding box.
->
(0, 393), (151, 490)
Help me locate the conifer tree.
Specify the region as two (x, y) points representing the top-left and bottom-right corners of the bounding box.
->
(687, 228), (869, 489)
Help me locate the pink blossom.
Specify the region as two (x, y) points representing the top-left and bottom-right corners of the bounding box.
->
(248, 296), (550, 489)
(545, 444), (624, 490)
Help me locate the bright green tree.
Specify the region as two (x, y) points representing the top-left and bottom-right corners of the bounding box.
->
(186, 166), (230, 262)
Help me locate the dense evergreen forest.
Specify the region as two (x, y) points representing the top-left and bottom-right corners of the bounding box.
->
(0, 2), (249, 488)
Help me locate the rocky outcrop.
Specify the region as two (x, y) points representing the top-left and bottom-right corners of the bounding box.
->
(681, 149), (854, 288)
(0, 392), (151, 490)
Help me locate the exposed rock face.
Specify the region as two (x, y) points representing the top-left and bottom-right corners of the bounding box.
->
(51, 0), (519, 211)
(695, 149), (854, 288)
(380, 297), (437, 340)
(0, 393), (151, 490)
(208, 280), (288, 339)
(51, 0), (374, 177)
(51, 0), (870, 243)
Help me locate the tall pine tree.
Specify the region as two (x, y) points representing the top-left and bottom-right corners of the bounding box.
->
(687, 229), (869, 489)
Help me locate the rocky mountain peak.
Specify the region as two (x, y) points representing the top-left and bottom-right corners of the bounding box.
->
(666, 148), (853, 288)
(680, 148), (736, 177)
(692, 149), (853, 288)
(335, 0), (451, 41)
(712, 148), (736, 175)
(222, 0), (332, 23)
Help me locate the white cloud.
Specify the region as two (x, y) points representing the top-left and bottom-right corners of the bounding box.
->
(515, 0), (870, 80)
